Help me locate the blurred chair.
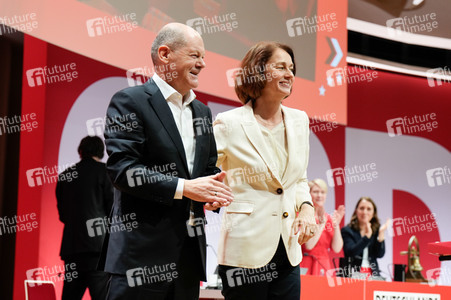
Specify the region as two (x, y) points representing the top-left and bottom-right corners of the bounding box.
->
(24, 280), (56, 300)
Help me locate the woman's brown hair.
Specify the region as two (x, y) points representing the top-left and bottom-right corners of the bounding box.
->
(234, 41), (296, 104)
(348, 197), (381, 234)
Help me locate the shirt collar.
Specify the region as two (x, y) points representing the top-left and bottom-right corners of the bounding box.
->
(152, 73), (196, 107)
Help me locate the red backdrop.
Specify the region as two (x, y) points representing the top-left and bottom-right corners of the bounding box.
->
(14, 38), (451, 299)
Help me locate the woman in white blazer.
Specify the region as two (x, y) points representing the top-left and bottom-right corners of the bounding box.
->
(214, 41), (317, 300)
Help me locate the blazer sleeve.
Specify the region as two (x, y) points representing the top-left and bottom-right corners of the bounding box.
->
(204, 107), (221, 176)
(342, 226), (371, 257)
(372, 229), (385, 259)
(296, 111), (312, 211)
(104, 90), (178, 205)
(213, 112), (227, 168)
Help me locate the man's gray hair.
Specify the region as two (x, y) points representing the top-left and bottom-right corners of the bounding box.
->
(151, 27), (187, 65)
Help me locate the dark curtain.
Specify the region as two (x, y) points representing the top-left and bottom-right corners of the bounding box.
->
(0, 30), (23, 300)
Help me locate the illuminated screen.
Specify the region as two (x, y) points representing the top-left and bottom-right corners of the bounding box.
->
(1, 0), (347, 123)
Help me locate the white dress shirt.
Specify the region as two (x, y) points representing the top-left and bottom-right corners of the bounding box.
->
(152, 73), (196, 199)
(361, 246), (371, 268)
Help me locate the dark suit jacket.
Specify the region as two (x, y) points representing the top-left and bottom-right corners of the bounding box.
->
(341, 226), (385, 276)
(101, 79), (219, 281)
(56, 158), (113, 268)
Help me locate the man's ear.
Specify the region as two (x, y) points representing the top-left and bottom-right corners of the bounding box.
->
(158, 45), (171, 64)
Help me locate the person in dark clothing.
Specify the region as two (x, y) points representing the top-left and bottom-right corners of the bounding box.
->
(56, 136), (113, 300)
(341, 197), (390, 278)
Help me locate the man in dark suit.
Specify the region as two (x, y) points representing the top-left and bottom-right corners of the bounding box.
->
(102, 23), (233, 299)
(56, 136), (113, 300)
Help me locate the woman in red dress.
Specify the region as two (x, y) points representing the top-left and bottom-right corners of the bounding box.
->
(300, 179), (345, 275)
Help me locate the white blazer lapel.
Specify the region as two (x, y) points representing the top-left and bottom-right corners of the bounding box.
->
(281, 105), (306, 186)
(240, 102), (282, 186)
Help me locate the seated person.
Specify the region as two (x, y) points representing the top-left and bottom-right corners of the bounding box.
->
(341, 197), (390, 279)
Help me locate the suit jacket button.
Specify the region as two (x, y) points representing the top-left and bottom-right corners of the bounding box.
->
(276, 188), (283, 194)
(283, 212), (289, 218)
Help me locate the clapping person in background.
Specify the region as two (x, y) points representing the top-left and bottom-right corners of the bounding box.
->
(213, 41), (316, 300)
(300, 179), (345, 276)
(341, 197), (390, 279)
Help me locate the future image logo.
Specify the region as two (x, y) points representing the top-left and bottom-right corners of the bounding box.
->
(426, 67), (451, 87)
(26, 263), (78, 287)
(0, 13), (38, 35)
(286, 13), (338, 37)
(126, 164), (178, 188)
(386, 13), (438, 37)
(126, 68), (149, 86)
(86, 14), (138, 37)
(25, 63), (79, 87)
(326, 163), (378, 187)
(386, 113), (438, 137)
(86, 217), (106, 237)
(186, 13), (238, 35)
(225, 263), (278, 287)
(186, 217), (206, 237)
(26, 164), (77, 188)
(86, 213), (138, 237)
(126, 264), (178, 287)
(426, 166), (451, 187)
(126, 268), (145, 287)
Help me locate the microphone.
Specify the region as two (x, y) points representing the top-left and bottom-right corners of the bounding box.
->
(303, 253), (329, 276)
